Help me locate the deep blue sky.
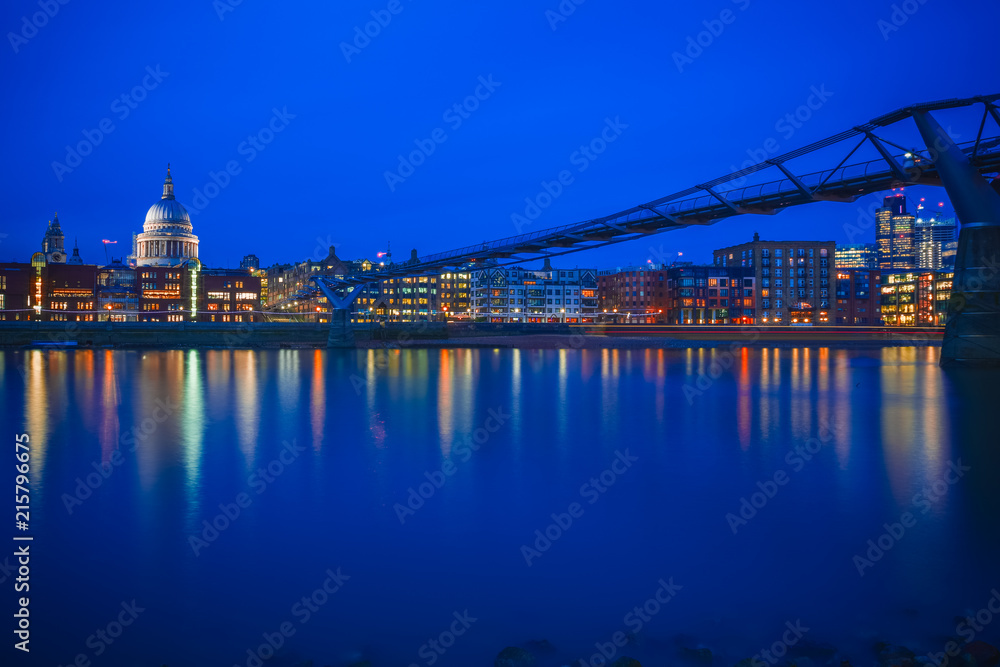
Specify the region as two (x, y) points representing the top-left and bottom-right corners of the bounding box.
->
(0, 0), (996, 270)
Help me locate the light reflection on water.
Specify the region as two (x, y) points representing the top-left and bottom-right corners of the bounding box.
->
(3, 346), (998, 667)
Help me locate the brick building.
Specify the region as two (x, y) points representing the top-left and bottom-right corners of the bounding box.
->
(597, 264), (669, 322)
(201, 268), (262, 323)
(0, 263), (32, 321)
(834, 269), (881, 325)
(137, 265), (186, 322)
(714, 233), (835, 325)
(663, 265), (755, 324)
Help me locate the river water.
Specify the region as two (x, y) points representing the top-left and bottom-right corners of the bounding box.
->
(3, 347), (999, 666)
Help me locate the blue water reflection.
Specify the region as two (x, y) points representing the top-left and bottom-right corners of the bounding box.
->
(2, 347), (998, 666)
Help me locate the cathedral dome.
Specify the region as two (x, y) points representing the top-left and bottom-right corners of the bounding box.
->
(145, 198), (190, 225)
(143, 164), (191, 229)
(135, 164), (200, 267)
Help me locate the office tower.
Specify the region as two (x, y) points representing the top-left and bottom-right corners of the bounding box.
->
(876, 192), (916, 270)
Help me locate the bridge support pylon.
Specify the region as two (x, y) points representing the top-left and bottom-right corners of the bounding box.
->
(913, 110), (1000, 366)
(310, 280), (366, 349)
(327, 308), (355, 348)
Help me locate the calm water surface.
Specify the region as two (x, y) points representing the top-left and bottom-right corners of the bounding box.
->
(3, 347), (999, 666)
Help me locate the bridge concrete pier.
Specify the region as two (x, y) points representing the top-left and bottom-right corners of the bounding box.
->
(941, 224), (1000, 365)
(326, 309), (356, 348)
(913, 110), (1000, 367)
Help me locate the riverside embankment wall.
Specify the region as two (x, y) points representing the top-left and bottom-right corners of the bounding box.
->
(0, 322), (939, 349)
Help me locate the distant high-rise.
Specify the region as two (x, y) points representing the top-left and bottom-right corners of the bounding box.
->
(882, 193), (906, 216)
(876, 192), (915, 270)
(835, 243), (878, 269)
(240, 254), (260, 270)
(915, 212), (957, 270)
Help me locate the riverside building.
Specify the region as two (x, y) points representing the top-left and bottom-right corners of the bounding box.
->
(1, 168), (262, 322)
(880, 270), (953, 326)
(713, 233), (834, 325)
(597, 264), (670, 323)
(834, 269), (881, 325)
(662, 265), (756, 324)
(471, 259), (597, 323)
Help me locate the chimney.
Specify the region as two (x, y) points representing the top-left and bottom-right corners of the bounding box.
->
(753, 231), (760, 242)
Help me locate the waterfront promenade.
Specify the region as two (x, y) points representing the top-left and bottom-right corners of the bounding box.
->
(0, 321), (942, 349)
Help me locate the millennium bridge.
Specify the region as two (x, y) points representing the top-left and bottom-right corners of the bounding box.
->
(303, 94), (1000, 365)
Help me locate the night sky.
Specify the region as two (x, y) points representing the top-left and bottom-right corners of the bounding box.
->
(1, 0), (996, 270)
